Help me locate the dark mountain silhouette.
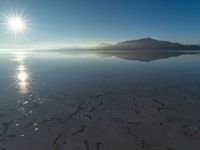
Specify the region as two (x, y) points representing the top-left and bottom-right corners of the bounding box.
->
(96, 38), (200, 51)
(55, 37), (200, 61)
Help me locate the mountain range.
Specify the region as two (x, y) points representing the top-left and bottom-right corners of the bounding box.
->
(95, 38), (200, 51)
(54, 38), (200, 62)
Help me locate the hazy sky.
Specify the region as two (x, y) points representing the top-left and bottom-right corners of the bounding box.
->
(0, 0), (200, 49)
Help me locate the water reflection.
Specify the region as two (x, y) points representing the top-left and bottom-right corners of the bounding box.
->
(95, 51), (199, 62)
(14, 52), (30, 93)
(17, 65), (26, 71)
(18, 72), (28, 82)
(61, 51), (200, 62)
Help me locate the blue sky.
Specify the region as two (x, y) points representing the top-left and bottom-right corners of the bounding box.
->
(0, 0), (200, 49)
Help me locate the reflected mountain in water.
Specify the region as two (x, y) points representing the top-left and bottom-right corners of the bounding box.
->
(57, 38), (200, 61)
(94, 38), (200, 61)
(60, 51), (199, 62)
(96, 51), (200, 62)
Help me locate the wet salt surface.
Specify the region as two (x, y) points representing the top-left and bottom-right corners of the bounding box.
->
(0, 51), (200, 150)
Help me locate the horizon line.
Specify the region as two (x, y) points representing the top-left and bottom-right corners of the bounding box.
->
(0, 37), (199, 50)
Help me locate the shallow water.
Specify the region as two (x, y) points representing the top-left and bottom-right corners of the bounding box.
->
(0, 51), (200, 150)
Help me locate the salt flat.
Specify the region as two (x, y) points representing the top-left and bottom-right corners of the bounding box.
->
(0, 51), (200, 150)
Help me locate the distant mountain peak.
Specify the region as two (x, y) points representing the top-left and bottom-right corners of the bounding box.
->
(139, 37), (155, 40)
(118, 37), (160, 44)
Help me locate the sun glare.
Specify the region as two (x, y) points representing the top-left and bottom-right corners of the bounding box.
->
(8, 17), (25, 32)
(3, 11), (29, 35)
(18, 72), (28, 82)
(7, 16), (26, 33)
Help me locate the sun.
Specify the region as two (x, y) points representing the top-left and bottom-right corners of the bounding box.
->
(8, 17), (25, 32)
(2, 9), (30, 37)
(7, 16), (26, 33)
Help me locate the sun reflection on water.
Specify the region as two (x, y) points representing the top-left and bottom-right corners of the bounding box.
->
(18, 71), (28, 82)
(14, 52), (30, 94)
(17, 65), (26, 71)
(13, 52), (43, 135)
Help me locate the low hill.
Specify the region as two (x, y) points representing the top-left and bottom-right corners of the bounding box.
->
(97, 38), (200, 51)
